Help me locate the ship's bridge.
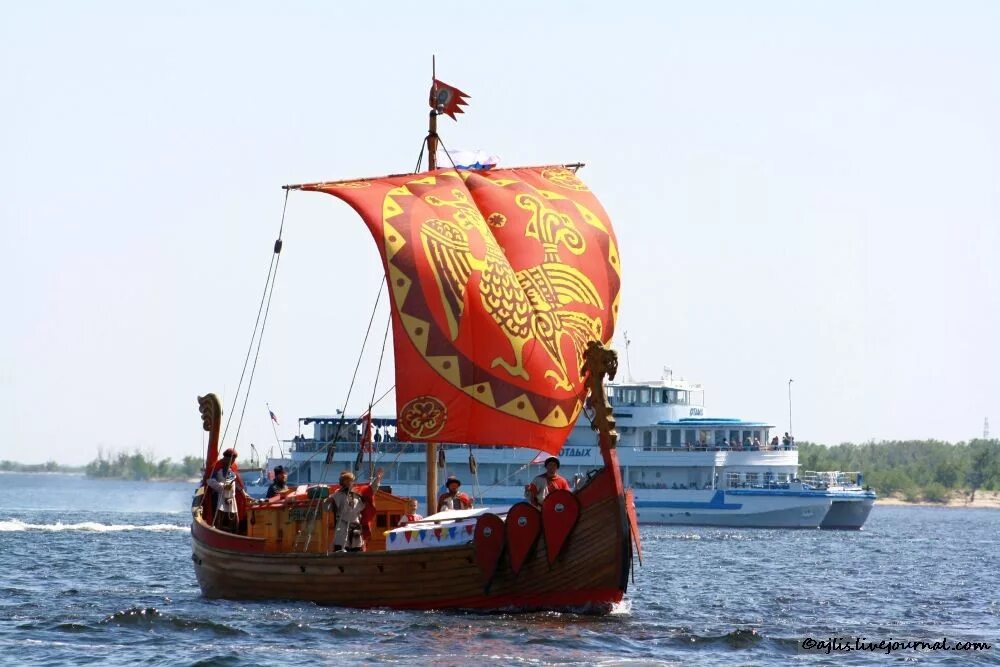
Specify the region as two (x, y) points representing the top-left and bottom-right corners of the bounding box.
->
(603, 379), (706, 427)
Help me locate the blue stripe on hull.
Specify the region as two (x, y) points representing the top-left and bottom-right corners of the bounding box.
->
(633, 490), (742, 510)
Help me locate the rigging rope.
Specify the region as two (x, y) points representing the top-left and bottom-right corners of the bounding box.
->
(230, 201), (288, 451)
(317, 277), (386, 484)
(365, 313), (392, 480)
(220, 190), (290, 449)
(413, 136), (427, 173)
(434, 135), (459, 170)
(296, 280), (389, 549)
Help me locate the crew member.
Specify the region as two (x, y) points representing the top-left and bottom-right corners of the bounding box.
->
(265, 465), (290, 499)
(327, 469), (382, 552)
(396, 498), (423, 527)
(527, 456), (571, 507)
(206, 448), (252, 533)
(437, 476), (473, 511)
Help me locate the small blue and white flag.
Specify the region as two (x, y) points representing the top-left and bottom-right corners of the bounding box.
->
(437, 148), (499, 171)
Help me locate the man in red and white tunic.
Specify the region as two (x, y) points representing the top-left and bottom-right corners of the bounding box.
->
(527, 457), (571, 508)
(437, 476), (473, 511)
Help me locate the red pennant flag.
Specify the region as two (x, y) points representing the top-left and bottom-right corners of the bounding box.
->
(429, 79), (469, 120)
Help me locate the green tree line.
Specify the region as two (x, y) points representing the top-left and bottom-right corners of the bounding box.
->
(0, 460), (84, 473)
(85, 450), (204, 481)
(798, 439), (1000, 503)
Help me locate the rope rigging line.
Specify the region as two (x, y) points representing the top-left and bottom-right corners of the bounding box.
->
(220, 190), (290, 449)
(316, 276), (387, 485)
(364, 313), (393, 479)
(230, 222), (286, 450)
(434, 135), (459, 170)
(413, 136), (427, 173)
(296, 279), (389, 548)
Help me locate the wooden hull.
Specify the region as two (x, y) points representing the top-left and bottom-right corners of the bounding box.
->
(191, 468), (631, 613)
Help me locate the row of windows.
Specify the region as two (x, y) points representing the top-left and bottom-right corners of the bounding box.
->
(726, 471), (792, 487)
(641, 428), (769, 448)
(608, 386), (696, 406)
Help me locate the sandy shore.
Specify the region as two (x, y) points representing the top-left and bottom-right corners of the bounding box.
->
(876, 491), (1000, 509)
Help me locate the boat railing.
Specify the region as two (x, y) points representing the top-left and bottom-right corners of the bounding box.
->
(636, 444), (797, 453)
(725, 481), (797, 491)
(287, 439), (500, 455)
(800, 470), (863, 489)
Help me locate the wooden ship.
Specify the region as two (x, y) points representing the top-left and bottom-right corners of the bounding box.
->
(190, 73), (640, 613)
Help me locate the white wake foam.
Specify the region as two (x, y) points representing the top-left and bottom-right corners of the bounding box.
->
(0, 518), (187, 533)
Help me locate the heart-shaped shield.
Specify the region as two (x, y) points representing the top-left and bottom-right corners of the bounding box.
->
(473, 513), (506, 585)
(505, 502), (542, 576)
(541, 489), (581, 565)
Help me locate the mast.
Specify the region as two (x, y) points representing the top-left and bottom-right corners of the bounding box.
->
(425, 56), (439, 514)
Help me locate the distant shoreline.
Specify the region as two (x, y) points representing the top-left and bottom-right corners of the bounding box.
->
(876, 491), (1000, 509)
(0, 470), (196, 483)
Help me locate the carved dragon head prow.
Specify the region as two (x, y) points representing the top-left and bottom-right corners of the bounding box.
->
(581, 341), (618, 448)
(197, 394), (222, 435)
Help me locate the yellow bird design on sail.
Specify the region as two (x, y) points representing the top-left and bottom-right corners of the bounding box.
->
(420, 189), (603, 391)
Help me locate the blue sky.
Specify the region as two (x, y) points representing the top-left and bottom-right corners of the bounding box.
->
(2, 1), (998, 464)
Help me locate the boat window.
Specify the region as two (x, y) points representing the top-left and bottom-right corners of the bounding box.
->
(665, 390), (675, 404)
(714, 430), (725, 446)
(639, 389), (649, 404)
(726, 472), (741, 488)
(685, 430), (697, 446)
(671, 429), (681, 447)
(745, 472), (760, 487)
(627, 389), (637, 404)
(656, 429), (667, 447)
(642, 430), (652, 450)
(776, 473), (789, 483)
(652, 391), (661, 404)
(753, 430), (761, 443)
(677, 391), (688, 405)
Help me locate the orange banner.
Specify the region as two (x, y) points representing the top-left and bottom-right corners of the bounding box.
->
(304, 166), (620, 453)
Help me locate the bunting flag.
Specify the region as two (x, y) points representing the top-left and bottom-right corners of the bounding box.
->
(429, 79), (469, 120)
(303, 166), (620, 453)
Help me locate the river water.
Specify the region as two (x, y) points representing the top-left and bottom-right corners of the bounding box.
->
(1, 473), (997, 665)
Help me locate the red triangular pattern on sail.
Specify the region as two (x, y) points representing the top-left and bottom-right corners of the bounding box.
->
(303, 166), (620, 452)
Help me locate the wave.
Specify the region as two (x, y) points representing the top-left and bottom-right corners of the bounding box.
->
(0, 518), (187, 533)
(101, 607), (246, 635)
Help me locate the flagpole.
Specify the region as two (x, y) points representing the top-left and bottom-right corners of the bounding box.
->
(267, 403), (284, 458)
(425, 55), (439, 515)
(788, 379), (794, 437)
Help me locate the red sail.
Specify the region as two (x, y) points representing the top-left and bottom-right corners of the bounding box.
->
(303, 166), (620, 453)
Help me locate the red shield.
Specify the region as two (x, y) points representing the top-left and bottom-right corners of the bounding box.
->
(505, 503), (542, 576)
(541, 489), (581, 565)
(473, 513), (506, 584)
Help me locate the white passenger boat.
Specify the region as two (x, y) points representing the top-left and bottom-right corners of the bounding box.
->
(256, 371), (874, 529)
